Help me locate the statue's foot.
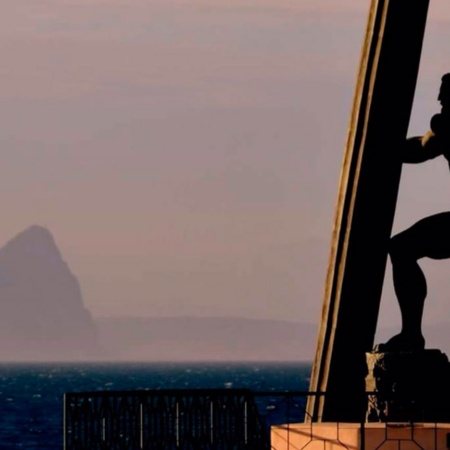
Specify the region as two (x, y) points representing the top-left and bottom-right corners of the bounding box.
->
(376, 332), (425, 352)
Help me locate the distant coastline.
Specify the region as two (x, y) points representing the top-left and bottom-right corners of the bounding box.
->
(95, 316), (318, 362)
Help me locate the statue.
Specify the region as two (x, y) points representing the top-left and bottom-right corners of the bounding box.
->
(383, 73), (450, 351)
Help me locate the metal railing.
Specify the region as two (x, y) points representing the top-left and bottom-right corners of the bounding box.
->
(64, 389), (271, 449)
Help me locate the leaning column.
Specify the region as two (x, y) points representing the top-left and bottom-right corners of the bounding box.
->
(306, 0), (429, 422)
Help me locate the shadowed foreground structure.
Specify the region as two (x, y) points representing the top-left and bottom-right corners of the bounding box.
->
(64, 390), (450, 449)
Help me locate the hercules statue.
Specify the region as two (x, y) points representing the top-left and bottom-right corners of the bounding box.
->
(384, 73), (450, 351)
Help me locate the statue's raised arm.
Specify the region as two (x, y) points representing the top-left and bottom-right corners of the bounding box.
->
(402, 132), (443, 163)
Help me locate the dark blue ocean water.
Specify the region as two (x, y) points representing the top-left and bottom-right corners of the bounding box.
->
(0, 362), (311, 449)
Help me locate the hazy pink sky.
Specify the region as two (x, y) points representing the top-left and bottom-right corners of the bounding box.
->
(2, 0), (450, 330)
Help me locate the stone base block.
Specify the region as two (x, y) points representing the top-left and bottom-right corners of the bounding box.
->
(366, 349), (450, 422)
(271, 422), (450, 450)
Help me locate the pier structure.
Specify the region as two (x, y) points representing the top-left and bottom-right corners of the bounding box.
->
(64, 389), (450, 449)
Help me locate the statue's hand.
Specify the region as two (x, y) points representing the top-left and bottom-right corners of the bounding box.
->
(430, 113), (443, 134)
(430, 111), (450, 139)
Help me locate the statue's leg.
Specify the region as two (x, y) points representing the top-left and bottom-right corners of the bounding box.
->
(384, 212), (450, 351)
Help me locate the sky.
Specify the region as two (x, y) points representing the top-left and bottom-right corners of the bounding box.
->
(2, 0), (450, 330)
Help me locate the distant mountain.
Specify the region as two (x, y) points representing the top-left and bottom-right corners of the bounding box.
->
(2, 224), (448, 363)
(96, 316), (318, 362)
(0, 225), (99, 361)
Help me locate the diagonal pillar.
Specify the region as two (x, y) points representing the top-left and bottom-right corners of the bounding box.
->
(306, 0), (429, 422)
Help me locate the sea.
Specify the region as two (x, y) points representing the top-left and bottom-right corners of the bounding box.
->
(0, 361), (312, 449)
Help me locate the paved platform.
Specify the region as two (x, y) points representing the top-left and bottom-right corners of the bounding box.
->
(271, 422), (450, 450)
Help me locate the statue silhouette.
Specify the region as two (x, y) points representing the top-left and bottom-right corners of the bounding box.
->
(383, 73), (450, 351)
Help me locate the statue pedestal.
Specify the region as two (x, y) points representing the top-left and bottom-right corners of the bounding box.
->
(366, 349), (450, 422)
(271, 423), (450, 450)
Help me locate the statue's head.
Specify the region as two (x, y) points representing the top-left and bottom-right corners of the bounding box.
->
(438, 73), (450, 107)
